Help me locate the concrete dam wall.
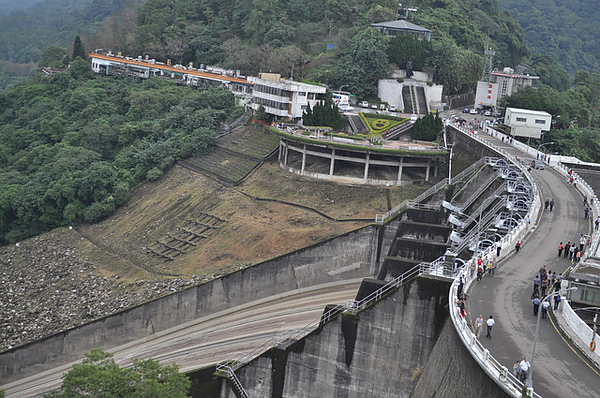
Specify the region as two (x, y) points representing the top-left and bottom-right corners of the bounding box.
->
(218, 277), (450, 398)
(0, 226), (380, 384)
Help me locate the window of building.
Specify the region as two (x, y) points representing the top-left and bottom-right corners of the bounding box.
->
(516, 117), (526, 122)
(299, 92), (307, 96)
(535, 119), (546, 124)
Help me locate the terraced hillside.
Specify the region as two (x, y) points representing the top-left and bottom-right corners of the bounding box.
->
(180, 124), (279, 185)
(0, 123), (430, 352)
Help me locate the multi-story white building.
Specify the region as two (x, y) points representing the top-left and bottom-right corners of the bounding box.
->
(474, 67), (539, 109)
(247, 73), (327, 121)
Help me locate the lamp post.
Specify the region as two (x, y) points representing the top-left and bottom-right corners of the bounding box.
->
(338, 84), (348, 93)
(526, 287), (578, 392)
(537, 141), (555, 153)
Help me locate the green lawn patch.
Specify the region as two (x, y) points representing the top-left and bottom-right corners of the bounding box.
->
(359, 112), (409, 134)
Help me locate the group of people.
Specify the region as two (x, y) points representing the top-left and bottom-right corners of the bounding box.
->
(531, 265), (563, 317)
(514, 357), (531, 382)
(474, 314), (495, 339)
(469, 256), (498, 281)
(557, 234), (590, 264)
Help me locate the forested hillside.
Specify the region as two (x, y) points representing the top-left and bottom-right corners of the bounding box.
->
(0, 59), (239, 244)
(498, 0), (599, 74)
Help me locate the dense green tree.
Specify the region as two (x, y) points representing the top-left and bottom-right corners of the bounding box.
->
(39, 46), (69, 69)
(72, 35), (87, 61)
(388, 35), (429, 71)
(334, 28), (389, 99)
(45, 348), (190, 398)
(411, 112), (442, 141)
(302, 98), (346, 130)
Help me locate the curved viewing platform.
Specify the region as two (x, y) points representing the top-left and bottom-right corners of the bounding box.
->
(269, 124), (449, 186)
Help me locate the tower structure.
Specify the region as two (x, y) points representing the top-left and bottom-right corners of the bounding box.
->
(481, 39), (495, 82)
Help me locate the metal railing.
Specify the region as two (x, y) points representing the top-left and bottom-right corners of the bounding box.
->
(215, 260), (455, 396)
(448, 123), (543, 397)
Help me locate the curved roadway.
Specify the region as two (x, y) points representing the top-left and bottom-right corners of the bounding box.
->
(2, 280), (362, 397)
(467, 132), (600, 397)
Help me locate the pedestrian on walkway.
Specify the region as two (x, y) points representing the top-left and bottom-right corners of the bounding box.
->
(580, 234), (586, 251)
(515, 240), (521, 253)
(564, 242), (571, 258)
(554, 293), (561, 310)
(496, 240), (502, 257)
(585, 206), (590, 220)
(533, 295), (541, 316)
(486, 315), (495, 338)
(518, 358), (531, 382)
(576, 249), (582, 262)
(491, 258), (497, 275)
(569, 244), (576, 260)
(550, 199), (554, 211)
(558, 242), (564, 257)
(525, 215), (531, 228)
(545, 199), (549, 210)
(469, 259), (476, 279)
(475, 314), (484, 339)
(595, 216), (599, 230)
(541, 299), (550, 319)
(541, 277), (548, 297)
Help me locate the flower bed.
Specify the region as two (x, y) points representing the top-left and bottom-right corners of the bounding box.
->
(359, 112), (409, 134)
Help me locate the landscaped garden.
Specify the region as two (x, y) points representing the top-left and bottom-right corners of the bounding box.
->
(359, 112), (409, 135)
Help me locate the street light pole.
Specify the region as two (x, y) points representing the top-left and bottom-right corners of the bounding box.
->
(537, 141), (555, 153)
(338, 84), (348, 93)
(526, 287), (577, 392)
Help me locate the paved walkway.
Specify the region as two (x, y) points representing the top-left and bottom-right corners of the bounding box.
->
(467, 132), (600, 397)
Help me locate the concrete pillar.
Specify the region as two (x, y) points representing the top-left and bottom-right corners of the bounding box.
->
(364, 153), (370, 181)
(329, 149), (336, 175)
(397, 157), (404, 183)
(301, 144), (306, 174)
(284, 142), (288, 166)
(425, 159), (431, 182)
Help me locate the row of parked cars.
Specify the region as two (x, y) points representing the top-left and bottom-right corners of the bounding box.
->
(462, 107), (501, 117)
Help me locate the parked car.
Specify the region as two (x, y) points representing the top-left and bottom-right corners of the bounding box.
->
(371, 104), (378, 109)
(484, 110), (492, 116)
(469, 108), (478, 114)
(338, 103), (354, 112)
(360, 101), (369, 108)
(389, 105), (397, 112)
(462, 108), (469, 113)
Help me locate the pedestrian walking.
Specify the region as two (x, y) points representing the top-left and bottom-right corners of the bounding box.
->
(564, 242), (571, 258)
(549, 199), (554, 211)
(518, 358), (531, 382)
(533, 295), (541, 316)
(580, 234), (586, 251)
(544, 199), (549, 210)
(541, 278), (548, 297)
(486, 315), (495, 338)
(491, 258), (497, 275)
(595, 216), (599, 230)
(469, 259), (476, 279)
(585, 206), (590, 220)
(576, 249), (582, 262)
(558, 242), (564, 257)
(515, 240), (521, 253)
(475, 314), (484, 339)
(496, 240), (502, 257)
(554, 293), (561, 310)
(569, 244), (576, 260)
(525, 215), (531, 228)
(541, 299), (550, 319)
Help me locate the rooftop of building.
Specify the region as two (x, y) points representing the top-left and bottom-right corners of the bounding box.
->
(506, 107), (552, 117)
(370, 19), (431, 33)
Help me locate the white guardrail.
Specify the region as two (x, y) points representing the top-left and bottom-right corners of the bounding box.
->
(449, 124), (543, 398)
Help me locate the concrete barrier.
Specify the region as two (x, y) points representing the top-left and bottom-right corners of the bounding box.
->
(0, 226), (380, 384)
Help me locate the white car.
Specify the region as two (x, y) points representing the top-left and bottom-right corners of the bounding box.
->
(389, 105), (396, 112)
(469, 108), (478, 114)
(484, 110), (492, 116)
(338, 103), (354, 112)
(360, 101), (369, 108)
(371, 104), (378, 109)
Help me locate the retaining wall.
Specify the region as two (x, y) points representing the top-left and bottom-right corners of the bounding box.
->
(219, 276), (451, 398)
(0, 225), (380, 384)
